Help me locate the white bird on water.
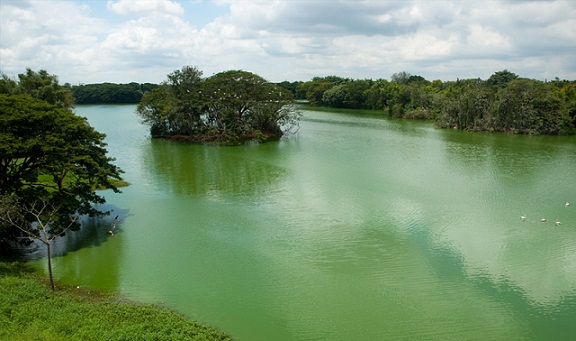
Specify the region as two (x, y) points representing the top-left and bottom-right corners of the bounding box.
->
(521, 216), (526, 221)
(541, 218), (547, 223)
(566, 202), (570, 207)
(555, 220), (562, 226)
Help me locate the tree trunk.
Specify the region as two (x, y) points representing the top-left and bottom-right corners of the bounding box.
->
(46, 242), (55, 291)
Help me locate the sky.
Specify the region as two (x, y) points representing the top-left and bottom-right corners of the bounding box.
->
(1, 0), (575, 84)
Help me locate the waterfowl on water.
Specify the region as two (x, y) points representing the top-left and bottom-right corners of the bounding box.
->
(521, 216), (526, 221)
(555, 220), (561, 226)
(566, 202), (570, 207)
(541, 218), (547, 222)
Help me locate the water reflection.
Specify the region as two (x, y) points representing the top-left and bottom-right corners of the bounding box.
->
(436, 128), (576, 311)
(18, 206), (128, 291)
(144, 139), (288, 199)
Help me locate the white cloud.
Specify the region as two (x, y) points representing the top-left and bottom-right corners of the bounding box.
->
(107, 0), (185, 17)
(1, 0), (575, 83)
(466, 24), (511, 53)
(0, 0), (109, 80)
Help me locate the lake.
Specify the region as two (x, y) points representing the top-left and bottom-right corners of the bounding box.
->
(29, 104), (576, 340)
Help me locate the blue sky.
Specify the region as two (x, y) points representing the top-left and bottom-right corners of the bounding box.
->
(1, 0), (575, 84)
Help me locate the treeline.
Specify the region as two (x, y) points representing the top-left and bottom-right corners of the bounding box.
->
(277, 70), (576, 135)
(72, 82), (158, 104)
(0, 69), (158, 105)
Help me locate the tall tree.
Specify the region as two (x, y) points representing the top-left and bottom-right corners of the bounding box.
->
(486, 69), (519, 88)
(202, 70), (298, 140)
(0, 94), (123, 246)
(137, 66), (205, 137)
(6, 68), (75, 109)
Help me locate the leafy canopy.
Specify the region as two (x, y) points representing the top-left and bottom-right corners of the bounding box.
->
(137, 66), (299, 143)
(1, 68), (74, 109)
(0, 94), (123, 244)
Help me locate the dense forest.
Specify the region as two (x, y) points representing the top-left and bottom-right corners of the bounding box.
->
(72, 82), (158, 104)
(278, 70), (576, 135)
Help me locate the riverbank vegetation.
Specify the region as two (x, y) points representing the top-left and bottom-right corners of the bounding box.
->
(0, 262), (231, 340)
(0, 94), (123, 238)
(292, 70), (576, 135)
(137, 66), (300, 144)
(72, 82), (159, 104)
(0, 70), (124, 287)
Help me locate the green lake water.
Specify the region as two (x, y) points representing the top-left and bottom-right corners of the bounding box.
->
(30, 104), (576, 340)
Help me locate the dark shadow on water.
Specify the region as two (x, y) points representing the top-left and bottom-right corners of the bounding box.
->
(0, 204), (131, 262)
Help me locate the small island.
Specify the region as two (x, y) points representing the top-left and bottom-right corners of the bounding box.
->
(137, 66), (301, 144)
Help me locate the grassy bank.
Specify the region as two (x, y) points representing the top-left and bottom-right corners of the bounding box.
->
(0, 262), (231, 340)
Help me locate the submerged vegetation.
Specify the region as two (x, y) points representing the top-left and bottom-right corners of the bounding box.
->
(0, 262), (231, 340)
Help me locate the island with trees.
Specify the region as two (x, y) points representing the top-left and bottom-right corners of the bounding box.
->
(137, 66), (301, 144)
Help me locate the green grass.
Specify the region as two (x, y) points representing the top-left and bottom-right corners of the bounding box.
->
(0, 262), (231, 341)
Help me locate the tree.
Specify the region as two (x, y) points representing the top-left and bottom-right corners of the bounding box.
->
(201, 70), (298, 141)
(391, 71), (412, 85)
(1, 68), (75, 109)
(138, 66), (299, 143)
(276, 81), (303, 99)
(486, 69), (519, 88)
(0, 74), (18, 94)
(0, 195), (78, 290)
(137, 66), (205, 138)
(137, 85), (179, 137)
(0, 94), (123, 246)
(72, 82), (157, 104)
(494, 79), (572, 134)
(322, 84), (348, 108)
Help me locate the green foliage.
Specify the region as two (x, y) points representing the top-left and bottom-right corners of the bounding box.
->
(493, 79), (571, 134)
(72, 82), (158, 104)
(137, 66), (300, 143)
(0, 69), (74, 109)
(137, 66), (205, 138)
(300, 69), (575, 135)
(276, 80), (304, 99)
(0, 262), (231, 340)
(0, 94), (123, 244)
(486, 69), (519, 88)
